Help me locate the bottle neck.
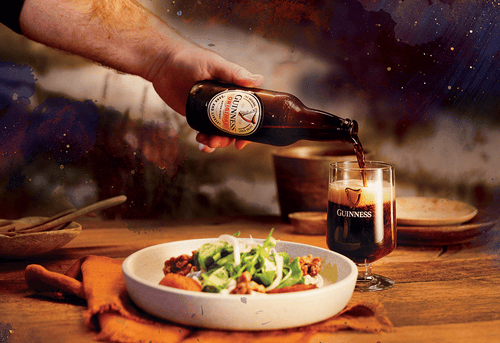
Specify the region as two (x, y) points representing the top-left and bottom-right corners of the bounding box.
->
(296, 108), (358, 143)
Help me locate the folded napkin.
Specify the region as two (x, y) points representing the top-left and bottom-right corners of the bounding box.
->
(25, 256), (392, 343)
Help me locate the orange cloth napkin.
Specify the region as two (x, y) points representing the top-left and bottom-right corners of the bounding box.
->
(25, 256), (392, 343)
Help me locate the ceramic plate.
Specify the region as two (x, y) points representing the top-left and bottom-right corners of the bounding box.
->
(0, 217), (82, 258)
(122, 238), (357, 331)
(397, 208), (498, 246)
(397, 197), (478, 226)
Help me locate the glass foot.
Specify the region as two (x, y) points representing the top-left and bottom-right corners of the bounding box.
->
(355, 263), (395, 292)
(355, 274), (395, 292)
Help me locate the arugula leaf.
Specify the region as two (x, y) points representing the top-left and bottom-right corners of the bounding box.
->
(277, 256), (304, 289)
(254, 270), (275, 286)
(261, 229), (277, 250)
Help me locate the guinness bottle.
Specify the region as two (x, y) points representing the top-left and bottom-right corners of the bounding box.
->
(186, 81), (358, 146)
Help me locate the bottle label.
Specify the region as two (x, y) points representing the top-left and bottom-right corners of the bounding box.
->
(207, 90), (262, 136)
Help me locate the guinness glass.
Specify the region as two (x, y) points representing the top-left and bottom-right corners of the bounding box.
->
(327, 161), (396, 291)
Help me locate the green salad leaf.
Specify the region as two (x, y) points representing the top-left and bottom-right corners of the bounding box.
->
(196, 240), (230, 270)
(201, 266), (230, 293)
(277, 256), (304, 289)
(192, 229), (313, 294)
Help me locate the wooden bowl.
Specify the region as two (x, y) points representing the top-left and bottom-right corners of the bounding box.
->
(0, 217), (82, 258)
(288, 212), (327, 235)
(273, 144), (363, 222)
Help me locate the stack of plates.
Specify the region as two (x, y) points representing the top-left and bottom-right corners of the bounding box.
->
(396, 197), (497, 246)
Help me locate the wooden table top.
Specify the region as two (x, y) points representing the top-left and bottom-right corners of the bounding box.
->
(1, 215), (499, 343)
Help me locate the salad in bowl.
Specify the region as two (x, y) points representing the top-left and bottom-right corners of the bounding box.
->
(160, 230), (323, 294)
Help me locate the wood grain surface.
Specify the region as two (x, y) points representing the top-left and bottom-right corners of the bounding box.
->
(1, 215), (499, 343)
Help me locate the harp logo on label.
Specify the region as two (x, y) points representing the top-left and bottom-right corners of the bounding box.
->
(208, 90), (262, 136)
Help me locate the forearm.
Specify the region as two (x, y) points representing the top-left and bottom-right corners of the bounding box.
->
(17, 0), (265, 144)
(19, 0), (182, 81)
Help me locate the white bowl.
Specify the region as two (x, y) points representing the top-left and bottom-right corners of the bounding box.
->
(122, 238), (357, 331)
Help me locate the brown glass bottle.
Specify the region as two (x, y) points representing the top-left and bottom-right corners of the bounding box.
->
(186, 81), (358, 146)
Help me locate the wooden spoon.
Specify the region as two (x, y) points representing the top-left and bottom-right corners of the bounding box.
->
(0, 195), (127, 236)
(0, 209), (77, 233)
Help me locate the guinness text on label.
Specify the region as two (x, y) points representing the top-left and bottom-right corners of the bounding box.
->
(336, 208), (372, 218)
(222, 94), (242, 131)
(206, 89), (262, 136)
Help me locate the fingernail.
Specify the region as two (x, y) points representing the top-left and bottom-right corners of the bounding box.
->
(247, 73), (263, 81)
(199, 143), (215, 153)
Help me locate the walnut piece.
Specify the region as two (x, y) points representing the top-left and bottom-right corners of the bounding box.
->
(163, 251), (198, 276)
(230, 271), (266, 294)
(299, 254), (322, 277)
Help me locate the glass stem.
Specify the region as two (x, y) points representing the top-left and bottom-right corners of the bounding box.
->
(357, 263), (373, 282)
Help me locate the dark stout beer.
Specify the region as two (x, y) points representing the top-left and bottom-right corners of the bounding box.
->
(326, 180), (396, 264)
(186, 81), (358, 146)
(350, 134), (367, 186)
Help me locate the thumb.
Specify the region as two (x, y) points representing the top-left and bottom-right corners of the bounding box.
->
(231, 68), (264, 88)
(211, 57), (264, 88)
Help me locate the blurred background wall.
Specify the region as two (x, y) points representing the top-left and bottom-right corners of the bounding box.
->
(1, 0), (499, 219)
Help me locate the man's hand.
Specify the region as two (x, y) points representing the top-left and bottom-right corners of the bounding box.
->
(19, 0), (264, 153)
(148, 41), (264, 152)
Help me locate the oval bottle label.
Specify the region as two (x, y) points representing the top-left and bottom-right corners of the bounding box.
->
(207, 90), (262, 136)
